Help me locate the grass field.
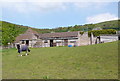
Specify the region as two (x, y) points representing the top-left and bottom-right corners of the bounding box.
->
(2, 41), (118, 79)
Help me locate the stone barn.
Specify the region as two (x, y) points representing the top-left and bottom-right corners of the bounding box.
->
(14, 28), (91, 47)
(38, 31), (90, 47)
(15, 28), (119, 48)
(97, 34), (118, 43)
(14, 28), (39, 47)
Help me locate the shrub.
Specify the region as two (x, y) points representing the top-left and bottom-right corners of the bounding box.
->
(80, 31), (84, 35)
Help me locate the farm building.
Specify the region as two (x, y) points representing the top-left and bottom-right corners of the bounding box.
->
(14, 28), (90, 47)
(97, 34), (119, 43)
(14, 28), (119, 48)
(89, 33), (119, 44)
(14, 28), (39, 47)
(38, 31), (90, 47)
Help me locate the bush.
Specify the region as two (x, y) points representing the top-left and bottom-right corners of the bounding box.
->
(80, 31), (84, 35)
(88, 29), (116, 37)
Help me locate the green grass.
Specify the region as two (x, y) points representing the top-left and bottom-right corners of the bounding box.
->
(2, 41), (118, 79)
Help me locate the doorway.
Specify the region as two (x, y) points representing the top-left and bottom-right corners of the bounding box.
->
(50, 40), (53, 47)
(26, 40), (29, 46)
(118, 35), (120, 40)
(64, 39), (68, 46)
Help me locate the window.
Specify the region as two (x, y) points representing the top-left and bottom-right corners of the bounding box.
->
(44, 40), (48, 43)
(70, 41), (76, 43)
(56, 41), (61, 43)
(56, 40), (62, 43)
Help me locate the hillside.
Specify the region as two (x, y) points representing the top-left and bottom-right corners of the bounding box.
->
(1, 20), (119, 46)
(2, 41), (118, 79)
(1, 21), (28, 45)
(95, 20), (119, 30)
(1, 20), (119, 33)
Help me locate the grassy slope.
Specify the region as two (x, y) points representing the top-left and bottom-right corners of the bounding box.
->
(95, 20), (119, 28)
(1, 20), (119, 34)
(2, 41), (118, 79)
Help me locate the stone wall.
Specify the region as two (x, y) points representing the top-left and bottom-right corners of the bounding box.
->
(100, 35), (118, 43)
(79, 32), (90, 46)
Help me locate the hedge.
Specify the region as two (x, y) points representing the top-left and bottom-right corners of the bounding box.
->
(88, 29), (116, 37)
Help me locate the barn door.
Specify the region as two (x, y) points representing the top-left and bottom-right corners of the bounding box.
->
(64, 39), (68, 46)
(50, 40), (53, 47)
(26, 40), (29, 46)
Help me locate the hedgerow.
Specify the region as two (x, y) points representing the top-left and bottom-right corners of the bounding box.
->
(88, 29), (116, 37)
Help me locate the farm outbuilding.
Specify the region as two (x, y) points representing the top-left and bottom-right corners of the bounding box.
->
(14, 28), (39, 47)
(14, 28), (119, 48)
(14, 28), (91, 47)
(39, 31), (80, 47)
(97, 34), (118, 43)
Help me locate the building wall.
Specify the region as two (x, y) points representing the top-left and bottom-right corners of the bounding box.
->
(100, 35), (118, 43)
(79, 32), (90, 46)
(41, 40), (50, 47)
(68, 39), (78, 46)
(90, 33), (97, 45)
(40, 39), (79, 47)
(30, 39), (38, 47)
(35, 35), (118, 47)
(55, 40), (64, 46)
(39, 32), (92, 47)
(55, 39), (78, 46)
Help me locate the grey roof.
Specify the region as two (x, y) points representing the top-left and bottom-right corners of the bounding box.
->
(14, 28), (38, 43)
(39, 31), (79, 38)
(15, 29), (80, 43)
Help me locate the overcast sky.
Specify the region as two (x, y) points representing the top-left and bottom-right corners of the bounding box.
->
(0, 0), (119, 29)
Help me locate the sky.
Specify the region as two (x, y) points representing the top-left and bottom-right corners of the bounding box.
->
(0, 0), (119, 29)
